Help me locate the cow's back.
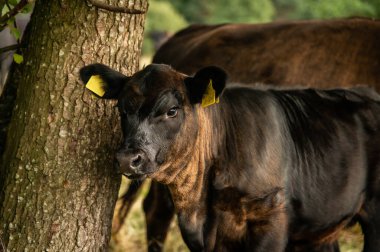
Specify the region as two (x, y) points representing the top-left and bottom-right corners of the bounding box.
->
(153, 18), (380, 90)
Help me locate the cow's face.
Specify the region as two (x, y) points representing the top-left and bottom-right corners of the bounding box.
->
(80, 64), (226, 180)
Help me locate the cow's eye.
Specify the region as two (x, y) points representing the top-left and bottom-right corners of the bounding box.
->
(166, 107), (178, 118)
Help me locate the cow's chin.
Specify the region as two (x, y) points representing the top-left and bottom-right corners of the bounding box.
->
(123, 163), (158, 180)
(123, 173), (147, 180)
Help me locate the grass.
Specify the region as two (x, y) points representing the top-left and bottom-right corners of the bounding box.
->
(110, 179), (363, 252)
(339, 224), (363, 252)
(110, 178), (189, 252)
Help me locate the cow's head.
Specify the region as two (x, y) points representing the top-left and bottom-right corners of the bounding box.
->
(79, 63), (226, 180)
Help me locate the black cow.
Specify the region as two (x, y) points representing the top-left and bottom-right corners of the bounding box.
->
(117, 18), (380, 252)
(80, 63), (380, 252)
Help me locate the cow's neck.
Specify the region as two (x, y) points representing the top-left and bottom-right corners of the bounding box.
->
(169, 106), (217, 212)
(153, 105), (219, 213)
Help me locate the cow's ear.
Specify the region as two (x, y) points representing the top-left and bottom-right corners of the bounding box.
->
(79, 63), (130, 99)
(184, 66), (227, 107)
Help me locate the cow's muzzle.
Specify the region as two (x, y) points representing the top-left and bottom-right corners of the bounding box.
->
(116, 149), (148, 178)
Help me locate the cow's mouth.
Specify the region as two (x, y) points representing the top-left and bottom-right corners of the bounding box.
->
(123, 173), (147, 180)
(123, 169), (156, 180)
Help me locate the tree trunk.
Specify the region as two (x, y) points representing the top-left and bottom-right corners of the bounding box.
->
(0, 0), (147, 251)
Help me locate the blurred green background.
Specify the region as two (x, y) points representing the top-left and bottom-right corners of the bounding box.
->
(114, 1), (379, 251)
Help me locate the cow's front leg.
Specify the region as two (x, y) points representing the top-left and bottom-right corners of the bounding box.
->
(143, 181), (175, 252)
(246, 209), (288, 252)
(243, 189), (288, 252)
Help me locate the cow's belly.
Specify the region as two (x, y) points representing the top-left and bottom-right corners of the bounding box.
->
(287, 163), (366, 238)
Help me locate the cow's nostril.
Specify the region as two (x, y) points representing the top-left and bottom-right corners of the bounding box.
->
(131, 154), (142, 168)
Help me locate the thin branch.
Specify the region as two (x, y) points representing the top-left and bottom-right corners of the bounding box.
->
(86, 0), (146, 14)
(5, 0), (12, 11)
(0, 0), (29, 32)
(0, 237), (6, 252)
(0, 44), (21, 54)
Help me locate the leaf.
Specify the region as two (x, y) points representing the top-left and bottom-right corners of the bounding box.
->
(8, 0), (19, 6)
(1, 5), (10, 16)
(10, 27), (21, 40)
(6, 17), (15, 26)
(13, 53), (24, 64)
(6, 19), (21, 40)
(21, 3), (34, 13)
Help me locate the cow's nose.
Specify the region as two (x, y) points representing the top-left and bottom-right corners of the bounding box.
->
(130, 153), (143, 169)
(116, 150), (146, 172)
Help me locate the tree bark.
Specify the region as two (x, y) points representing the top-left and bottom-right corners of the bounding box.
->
(0, 0), (147, 251)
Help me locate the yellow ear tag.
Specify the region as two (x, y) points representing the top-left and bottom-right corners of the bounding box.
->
(201, 79), (219, 108)
(85, 75), (106, 97)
